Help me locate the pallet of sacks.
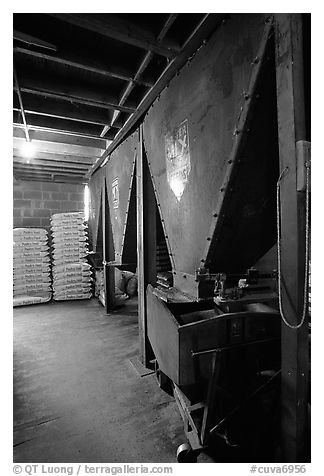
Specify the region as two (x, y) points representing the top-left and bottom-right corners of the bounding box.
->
(13, 228), (52, 307)
(51, 212), (92, 301)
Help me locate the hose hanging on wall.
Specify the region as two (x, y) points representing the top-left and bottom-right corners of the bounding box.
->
(276, 161), (311, 329)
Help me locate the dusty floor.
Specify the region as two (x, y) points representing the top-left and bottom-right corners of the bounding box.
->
(13, 298), (214, 463)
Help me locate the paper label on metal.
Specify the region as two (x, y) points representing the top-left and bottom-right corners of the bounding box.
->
(112, 177), (119, 209)
(165, 119), (190, 200)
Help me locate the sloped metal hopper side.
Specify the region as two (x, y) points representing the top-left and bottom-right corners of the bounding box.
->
(143, 14), (278, 281)
(206, 34), (279, 273)
(88, 168), (104, 253)
(104, 133), (137, 264)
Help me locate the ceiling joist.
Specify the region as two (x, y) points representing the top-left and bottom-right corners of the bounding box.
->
(13, 13), (225, 183)
(14, 85), (135, 114)
(13, 150), (96, 165)
(14, 172), (87, 184)
(13, 30), (57, 51)
(14, 107), (109, 127)
(14, 47), (154, 88)
(14, 163), (87, 175)
(13, 157), (90, 170)
(13, 126), (106, 150)
(101, 13), (178, 137)
(49, 13), (180, 58)
(90, 14), (227, 175)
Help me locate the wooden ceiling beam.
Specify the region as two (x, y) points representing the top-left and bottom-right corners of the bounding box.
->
(14, 47), (154, 88)
(13, 138), (103, 160)
(14, 172), (86, 184)
(13, 164), (87, 175)
(13, 149), (96, 165)
(91, 14), (227, 175)
(13, 30), (57, 51)
(13, 157), (90, 170)
(101, 14), (178, 138)
(13, 111), (105, 139)
(13, 107), (111, 127)
(13, 126), (106, 150)
(49, 13), (180, 58)
(14, 85), (135, 114)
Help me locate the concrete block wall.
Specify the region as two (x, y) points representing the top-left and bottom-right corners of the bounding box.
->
(13, 179), (85, 229)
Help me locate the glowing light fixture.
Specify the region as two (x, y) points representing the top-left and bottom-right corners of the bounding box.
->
(20, 140), (35, 160)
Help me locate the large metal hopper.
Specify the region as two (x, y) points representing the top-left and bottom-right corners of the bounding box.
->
(103, 133), (137, 266)
(143, 14), (279, 298)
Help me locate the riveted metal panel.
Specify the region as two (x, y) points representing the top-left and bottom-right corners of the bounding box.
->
(143, 14), (272, 277)
(88, 167), (103, 252)
(104, 133), (137, 263)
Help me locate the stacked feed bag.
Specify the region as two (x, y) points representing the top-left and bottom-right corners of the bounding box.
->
(51, 212), (92, 301)
(13, 228), (52, 307)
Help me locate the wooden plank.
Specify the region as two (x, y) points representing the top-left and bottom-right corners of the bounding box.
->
(13, 157), (90, 170)
(13, 106), (112, 127)
(104, 14), (178, 137)
(90, 14), (226, 175)
(13, 150), (95, 165)
(14, 47), (153, 87)
(13, 113), (105, 139)
(15, 85), (135, 114)
(274, 13), (309, 462)
(128, 357), (155, 377)
(14, 174), (86, 184)
(49, 14), (179, 58)
(13, 126), (106, 149)
(13, 164), (86, 175)
(13, 30), (57, 51)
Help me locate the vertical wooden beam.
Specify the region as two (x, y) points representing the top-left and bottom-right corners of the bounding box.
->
(102, 175), (116, 312)
(137, 125), (156, 366)
(275, 14), (309, 462)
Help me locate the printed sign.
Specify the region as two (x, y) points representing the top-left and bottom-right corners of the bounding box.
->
(165, 119), (190, 200)
(112, 177), (119, 209)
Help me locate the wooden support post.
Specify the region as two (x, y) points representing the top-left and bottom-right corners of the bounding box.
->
(102, 175), (116, 312)
(137, 124), (156, 366)
(274, 14), (309, 462)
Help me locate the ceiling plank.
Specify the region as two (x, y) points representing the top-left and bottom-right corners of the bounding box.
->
(13, 112), (105, 139)
(13, 126), (106, 150)
(14, 172), (86, 184)
(13, 149), (96, 165)
(13, 30), (57, 51)
(13, 137), (103, 159)
(49, 13), (180, 58)
(14, 47), (154, 88)
(13, 93), (117, 126)
(13, 107), (111, 127)
(13, 164), (87, 175)
(14, 85), (135, 114)
(90, 14), (227, 175)
(13, 157), (90, 170)
(101, 14), (178, 138)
